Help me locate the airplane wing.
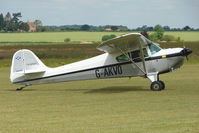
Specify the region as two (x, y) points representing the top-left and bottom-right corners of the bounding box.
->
(97, 33), (150, 54)
(97, 33), (151, 74)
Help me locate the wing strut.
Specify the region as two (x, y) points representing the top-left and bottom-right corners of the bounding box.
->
(117, 47), (146, 75)
(138, 38), (147, 73)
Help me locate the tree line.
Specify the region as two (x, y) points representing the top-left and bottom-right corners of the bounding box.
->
(45, 25), (129, 32)
(0, 12), (198, 32)
(102, 25), (184, 42)
(141, 25), (182, 42)
(43, 24), (199, 32)
(135, 25), (198, 31)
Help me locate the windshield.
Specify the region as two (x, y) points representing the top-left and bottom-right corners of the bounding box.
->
(149, 43), (161, 55)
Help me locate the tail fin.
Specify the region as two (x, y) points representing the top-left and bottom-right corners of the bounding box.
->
(10, 49), (47, 83)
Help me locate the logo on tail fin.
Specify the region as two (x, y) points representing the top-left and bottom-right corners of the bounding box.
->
(16, 56), (22, 60)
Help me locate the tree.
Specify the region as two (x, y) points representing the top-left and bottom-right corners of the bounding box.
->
(12, 12), (22, 31)
(0, 13), (4, 30)
(4, 12), (12, 31)
(4, 12), (11, 22)
(111, 26), (118, 31)
(4, 12), (22, 31)
(34, 20), (42, 27)
(19, 21), (29, 31)
(64, 38), (71, 43)
(183, 26), (191, 31)
(154, 24), (164, 40)
(102, 34), (116, 41)
(141, 25), (148, 30)
(163, 26), (170, 31)
(36, 26), (47, 32)
(12, 12), (21, 23)
(4, 19), (15, 32)
(81, 24), (90, 31)
(140, 30), (149, 39)
(147, 26), (153, 31)
(2, 12), (31, 32)
(149, 33), (158, 42)
(162, 35), (175, 42)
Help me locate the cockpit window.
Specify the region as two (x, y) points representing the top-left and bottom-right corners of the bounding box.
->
(149, 43), (161, 55)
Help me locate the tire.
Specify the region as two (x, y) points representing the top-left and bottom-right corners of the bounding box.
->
(159, 80), (165, 90)
(150, 81), (163, 91)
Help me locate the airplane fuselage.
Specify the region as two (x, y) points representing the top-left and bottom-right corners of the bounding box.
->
(13, 48), (187, 86)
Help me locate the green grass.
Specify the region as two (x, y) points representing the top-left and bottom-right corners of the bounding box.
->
(0, 32), (129, 43)
(0, 31), (199, 43)
(164, 31), (199, 41)
(0, 64), (199, 133)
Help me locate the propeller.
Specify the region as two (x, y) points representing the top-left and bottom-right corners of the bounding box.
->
(182, 45), (192, 61)
(183, 46), (189, 61)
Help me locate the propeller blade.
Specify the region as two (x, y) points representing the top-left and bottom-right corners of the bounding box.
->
(186, 55), (189, 61)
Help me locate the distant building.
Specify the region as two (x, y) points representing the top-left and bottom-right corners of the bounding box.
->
(27, 20), (36, 32)
(105, 28), (112, 31)
(105, 28), (120, 31)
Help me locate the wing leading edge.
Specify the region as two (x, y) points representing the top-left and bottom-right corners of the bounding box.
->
(97, 33), (149, 54)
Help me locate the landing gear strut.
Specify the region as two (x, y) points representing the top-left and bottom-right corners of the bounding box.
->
(150, 80), (165, 91)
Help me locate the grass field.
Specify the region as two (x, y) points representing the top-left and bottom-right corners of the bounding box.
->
(0, 31), (199, 43)
(0, 32), (199, 132)
(164, 31), (199, 42)
(0, 32), (129, 43)
(0, 64), (199, 133)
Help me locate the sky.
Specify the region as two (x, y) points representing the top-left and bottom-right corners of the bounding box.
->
(1, 0), (199, 29)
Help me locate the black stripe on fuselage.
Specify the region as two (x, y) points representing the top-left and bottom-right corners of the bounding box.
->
(13, 52), (184, 84)
(14, 61), (131, 84)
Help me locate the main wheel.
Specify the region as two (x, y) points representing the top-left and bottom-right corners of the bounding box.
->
(159, 80), (165, 90)
(150, 81), (163, 91)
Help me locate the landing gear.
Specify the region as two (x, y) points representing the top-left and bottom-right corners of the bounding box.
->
(150, 81), (165, 91)
(16, 85), (29, 91)
(147, 73), (165, 91)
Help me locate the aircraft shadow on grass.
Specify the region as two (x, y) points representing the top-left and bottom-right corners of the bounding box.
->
(84, 86), (149, 94)
(6, 86), (149, 93)
(52, 86), (149, 93)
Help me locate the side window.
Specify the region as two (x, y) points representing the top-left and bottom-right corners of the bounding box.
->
(116, 54), (128, 62)
(131, 48), (148, 59)
(131, 50), (140, 59)
(116, 48), (149, 63)
(143, 48), (148, 57)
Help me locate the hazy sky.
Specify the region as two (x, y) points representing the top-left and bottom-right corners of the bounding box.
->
(1, 0), (199, 28)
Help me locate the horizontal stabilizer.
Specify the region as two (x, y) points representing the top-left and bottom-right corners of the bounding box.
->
(24, 69), (46, 74)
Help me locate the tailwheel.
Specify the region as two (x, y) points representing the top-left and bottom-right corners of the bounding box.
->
(16, 85), (29, 91)
(16, 87), (24, 91)
(150, 81), (163, 91)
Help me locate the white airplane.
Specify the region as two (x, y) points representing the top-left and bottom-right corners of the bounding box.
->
(10, 33), (192, 91)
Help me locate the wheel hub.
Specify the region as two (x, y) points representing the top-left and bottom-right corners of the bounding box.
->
(153, 84), (160, 90)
